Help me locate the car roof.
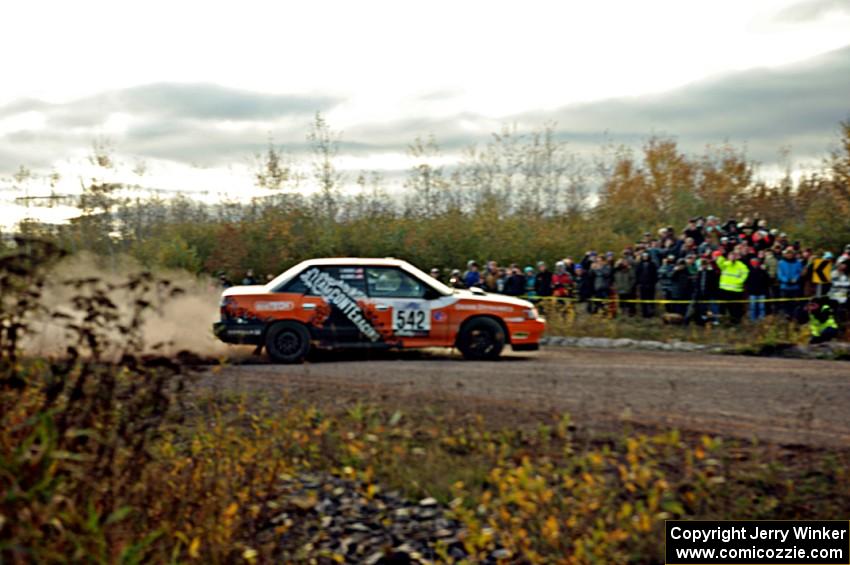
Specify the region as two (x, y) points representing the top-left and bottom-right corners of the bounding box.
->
(263, 256), (455, 296)
(299, 257), (407, 267)
(263, 257), (411, 291)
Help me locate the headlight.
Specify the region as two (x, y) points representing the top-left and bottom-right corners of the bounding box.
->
(524, 307), (538, 320)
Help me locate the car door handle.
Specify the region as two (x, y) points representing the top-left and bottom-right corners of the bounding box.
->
(302, 303), (317, 310)
(375, 304), (390, 311)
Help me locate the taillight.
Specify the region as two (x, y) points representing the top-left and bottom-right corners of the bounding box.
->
(220, 296), (236, 320)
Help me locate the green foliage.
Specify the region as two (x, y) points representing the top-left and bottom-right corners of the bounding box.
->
(23, 119), (850, 280)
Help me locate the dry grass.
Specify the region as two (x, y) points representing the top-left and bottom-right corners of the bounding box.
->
(543, 303), (813, 348)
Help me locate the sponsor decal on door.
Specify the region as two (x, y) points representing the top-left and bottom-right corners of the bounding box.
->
(255, 301), (295, 312)
(299, 268), (382, 342)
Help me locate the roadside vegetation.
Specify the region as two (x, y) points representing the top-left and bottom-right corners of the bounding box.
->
(545, 308), (808, 346)
(12, 117), (850, 280)
(3, 240), (849, 563)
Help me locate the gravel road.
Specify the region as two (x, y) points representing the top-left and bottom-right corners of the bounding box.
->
(204, 347), (850, 448)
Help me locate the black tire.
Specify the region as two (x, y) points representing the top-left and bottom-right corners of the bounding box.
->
(457, 317), (505, 360)
(265, 321), (311, 364)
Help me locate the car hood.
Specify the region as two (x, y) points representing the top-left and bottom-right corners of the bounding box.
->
(222, 285), (267, 297)
(452, 289), (534, 309)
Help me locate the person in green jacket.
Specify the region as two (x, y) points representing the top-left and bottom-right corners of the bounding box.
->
(807, 297), (839, 344)
(716, 249), (749, 324)
(762, 248), (780, 315)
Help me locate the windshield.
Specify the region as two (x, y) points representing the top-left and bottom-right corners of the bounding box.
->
(264, 263), (307, 292)
(400, 262), (453, 296)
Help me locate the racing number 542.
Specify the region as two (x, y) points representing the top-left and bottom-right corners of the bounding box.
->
(395, 309), (427, 332)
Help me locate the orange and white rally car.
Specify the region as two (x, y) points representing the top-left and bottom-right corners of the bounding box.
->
(214, 258), (545, 363)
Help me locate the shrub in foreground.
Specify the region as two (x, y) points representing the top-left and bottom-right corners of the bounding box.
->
(2, 240), (848, 563)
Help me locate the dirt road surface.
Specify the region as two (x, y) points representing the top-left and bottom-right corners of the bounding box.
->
(203, 347), (850, 448)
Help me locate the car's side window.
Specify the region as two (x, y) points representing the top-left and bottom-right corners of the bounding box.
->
(279, 277), (307, 294)
(279, 266), (367, 296)
(365, 268), (426, 298)
(333, 267), (368, 295)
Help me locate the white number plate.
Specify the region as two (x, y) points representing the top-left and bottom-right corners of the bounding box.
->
(393, 303), (430, 335)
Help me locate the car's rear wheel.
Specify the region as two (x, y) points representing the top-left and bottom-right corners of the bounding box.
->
(457, 317), (505, 360)
(265, 321), (311, 364)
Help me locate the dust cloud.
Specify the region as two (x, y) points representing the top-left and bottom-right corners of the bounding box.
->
(23, 253), (252, 359)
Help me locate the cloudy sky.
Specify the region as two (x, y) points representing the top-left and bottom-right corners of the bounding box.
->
(1, 0), (849, 226)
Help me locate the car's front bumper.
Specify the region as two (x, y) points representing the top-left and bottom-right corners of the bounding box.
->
(213, 320), (265, 345)
(506, 317), (546, 348)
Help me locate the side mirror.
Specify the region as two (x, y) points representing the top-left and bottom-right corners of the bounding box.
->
(469, 286), (486, 296)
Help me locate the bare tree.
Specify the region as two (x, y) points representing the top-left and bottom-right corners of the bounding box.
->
(307, 112), (343, 221)
(404, 135), (452, 216)
(454, 123), (586, 217)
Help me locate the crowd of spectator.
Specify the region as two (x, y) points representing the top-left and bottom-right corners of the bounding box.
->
(215, 215), (849, 342)
(435, 216), (850, 332)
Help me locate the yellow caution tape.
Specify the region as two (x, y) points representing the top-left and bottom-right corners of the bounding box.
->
(521, 295), (816, 305)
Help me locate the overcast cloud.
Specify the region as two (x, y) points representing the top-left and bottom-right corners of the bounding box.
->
(1, 43), (848, 181)
(2, 0), (850, 203)
(324, 44), (850, 166)
(772, 0), (850, 22)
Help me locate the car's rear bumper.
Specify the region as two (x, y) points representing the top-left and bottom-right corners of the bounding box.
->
(213, 320), (264, 345)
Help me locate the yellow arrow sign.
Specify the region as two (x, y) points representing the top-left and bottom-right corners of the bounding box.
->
(812, 258), (833, 284)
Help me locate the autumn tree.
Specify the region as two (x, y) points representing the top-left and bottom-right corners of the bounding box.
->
(254, 136), (295, 191)
(595, 145), (656, 237)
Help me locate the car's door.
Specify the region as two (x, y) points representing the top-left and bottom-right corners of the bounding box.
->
(364, 267), (449, 345)
(282, 265), (375, 344)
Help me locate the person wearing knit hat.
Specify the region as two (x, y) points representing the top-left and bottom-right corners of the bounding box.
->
(552, 261), (572, 299)
(635, 251), (658, 318)
(777, 247), (803, 318)
(535, 261), (554, 297)
(761, 248), (780, 313)
(523, 266), (536, 297)
(463, 260), (481, 288)
(500, 264), (524, 297)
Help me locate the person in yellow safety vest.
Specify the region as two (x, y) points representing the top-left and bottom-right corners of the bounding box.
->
(807, 298), (839, 344)
(715, 250), (749, 324)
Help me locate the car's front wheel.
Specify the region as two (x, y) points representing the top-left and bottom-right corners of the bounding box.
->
(457, 317), (505, 360)
(265, 321), (311, 364)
